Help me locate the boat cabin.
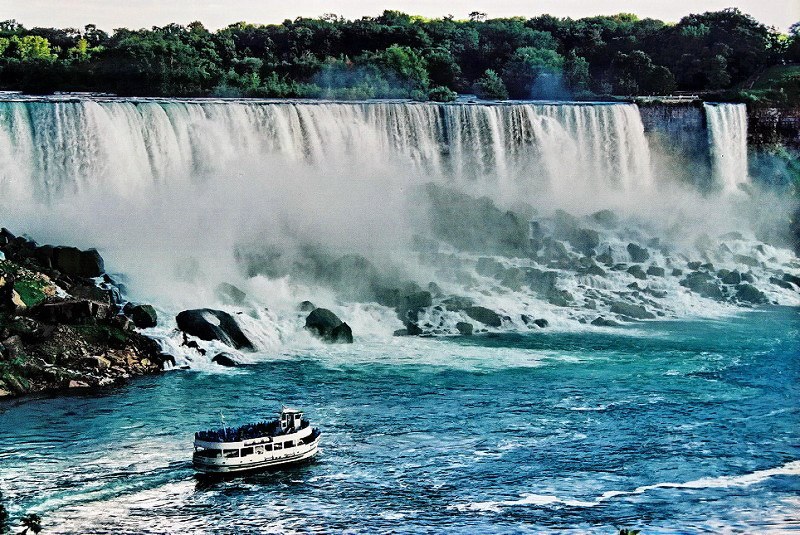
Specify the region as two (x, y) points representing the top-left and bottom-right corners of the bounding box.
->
(280, 407), (303, 431)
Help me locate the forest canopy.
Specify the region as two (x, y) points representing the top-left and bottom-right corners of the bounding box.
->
(0, 9), (798, 104)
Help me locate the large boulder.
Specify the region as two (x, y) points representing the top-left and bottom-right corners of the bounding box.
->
(212, 352), (240, 367)
(123, 303), (158, 328)
(627, 243), (650, 263)
(590, 209), (619, 228)
(455, 321), (473, 335)
(464, 306), (502, 327)
(566, 228), (600, 255)
(176, 309), (254, 350)
(53, 246), (105, 278)
(305, 308), (353, 343)
(680, 272), (724, 299)
(735, 284), (768, 304)
(627, 265), (647, 280)
(610, 301), (656, 320)
(647, 265), (666, 277)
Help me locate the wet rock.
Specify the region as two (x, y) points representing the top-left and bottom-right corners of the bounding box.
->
(680, 272), (724, 299)
(526, 269), (559, 295)
(769, 277), (795, 291)
(476, 257), (505, 278)
(585, 299), (597, 310)
(741, 272), (755, 283)
(53, 246), (105, 277)
(646, 265), (666, 277)
(533, 318), (549, 328)
(442, 295), (474, 312)
(464, 306), (502, 327)
(734, 254), (760, 268)
(583, 263), (606, 277)
(596, 248), (614, 266)
(305, 308), (353, 344)
(176, 309), (254, 350)
(591, 316), (620, 327)
(215, 283), (247, 306)
(687, 261), (702, 270)
(719, 270), (742, 285)
(610, 301), (656, 320)
(68, 380), (90, 389)
(123, 303), (157, 329)
(455, 322), (473, 335)
(735, 284), (768, 304)
(566, 228), (600, 255)
(671, 268), (683, 277)
(627, 265), (647, 280)
(627, 243), (649, 263)
(212, 352), (239, 367)
(402, 291), (433, 311)
(783, 273), (800, 287)
(547, 289), (574, 307)
(82, 355), (111, 370)
(590, 209), (618, 228)
(298, 300), (316, 312)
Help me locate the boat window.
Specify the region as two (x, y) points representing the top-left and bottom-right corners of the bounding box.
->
(223, 449), (240, 458)
(265, 444), (273, 452)
(284, 441), (294, 448)
(241, 447), (254, 457)
(255, 446), (264, 454)
(274, 443), (282, 450)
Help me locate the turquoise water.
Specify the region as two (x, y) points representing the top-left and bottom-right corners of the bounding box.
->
(1, 308), (798, 533)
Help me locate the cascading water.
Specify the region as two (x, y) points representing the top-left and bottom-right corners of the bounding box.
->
(705, 102), (750, 192)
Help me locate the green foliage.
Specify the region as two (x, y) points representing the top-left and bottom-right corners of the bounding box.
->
(20, 513), (42, 534)
(617, 529), (641, 535)
(0, 10), (792, 100)
(12, 279), (48, 307)
(428, 85), (457, 101)
(474, 69), (508, 99)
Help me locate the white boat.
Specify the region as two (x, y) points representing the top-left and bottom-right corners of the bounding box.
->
(193, 407), (321, 474)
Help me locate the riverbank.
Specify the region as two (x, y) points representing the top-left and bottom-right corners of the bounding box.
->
(0, 228), (170, 399)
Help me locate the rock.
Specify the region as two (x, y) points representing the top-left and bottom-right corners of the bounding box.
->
(123, 303), (158, 328)
(176, 309), (254, 350)
(533, 318), (549, 328)
(455, 322), (473, 335)
(82, 355), (111, 370)
(591, 316), (620, 327)
(212, 352), (239, 367)
(32, 299), (111, 323)
(687, 261), (702, 270)
(0, 388), (10, 397)
(783, 273), (800, 287)
(734, 254), (760, 268)
(476, 257), (506, 278)
(680, 272), (724, 299)
(305, 308), (353, 343)
(53, 246), (105, 277)
(566, 228), (600, 255)
(627, 243), (649, 263)
(68, 380), (90, 389)
(464, 306), (502, 327)
(596, 248), (614, 265)
(719, 270), (741, 285)
(393, 328), (409, 336)
(590, 209), (618, 228)
(10, 290), (26, 310)
(70, 283), (115, 305)
(735, 284), (768, 304)
(402, 291), (432, 311)
(646, 265), (666, 277)
(741, 272), (755, 283)
(671, 268), (683, 277)
(330, 323), (354, 343)
(627, 265), (647, 280)
(769, 277), (795, 290)
(298, 300), (316, 312)
(610, 301), (656, 320)
(547, 289), (574, 307)
(442, 295), (474, 312)
(583, 263), (606, 277)
(585, 299), (597, 310)
(215, 283), (247, 305)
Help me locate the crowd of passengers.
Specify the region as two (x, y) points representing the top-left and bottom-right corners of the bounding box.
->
(195, 419), (309, 442)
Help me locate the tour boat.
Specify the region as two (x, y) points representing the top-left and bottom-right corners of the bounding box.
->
(193, 407), (321, 474)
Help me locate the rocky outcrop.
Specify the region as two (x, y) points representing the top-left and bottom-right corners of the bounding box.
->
(305, 308), (354, 343)
(176, 309), (254, 350)
(627, 243), (650, 263)
(0, 228), (168, 399)
(464, 306), (502, 327)
(212, 352), (239, 367)
(609, 301), (656, 320)
(122, 303), (157, 329)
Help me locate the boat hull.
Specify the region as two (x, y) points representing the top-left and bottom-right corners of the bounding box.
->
(193, 436), (321, 474)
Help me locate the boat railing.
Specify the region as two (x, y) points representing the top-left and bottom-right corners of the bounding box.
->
(195, 419), (310, 443)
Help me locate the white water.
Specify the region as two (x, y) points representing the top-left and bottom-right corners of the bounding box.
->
(705, 102), (750, 193)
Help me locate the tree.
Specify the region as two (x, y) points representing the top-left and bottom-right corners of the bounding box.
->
(501, 46), (564, 98)
(474, 68), (508, 99)
(20, 513), (42, 535)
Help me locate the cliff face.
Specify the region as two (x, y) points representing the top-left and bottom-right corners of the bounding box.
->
(639, 103), (713, 189)
(748, 108), (800, 149)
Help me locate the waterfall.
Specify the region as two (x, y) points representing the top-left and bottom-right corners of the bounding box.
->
(0, 98), (653, 205)
(705, 103), (749, 192)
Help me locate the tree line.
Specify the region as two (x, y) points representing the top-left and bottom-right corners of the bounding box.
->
(0, 9), (798, 103)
